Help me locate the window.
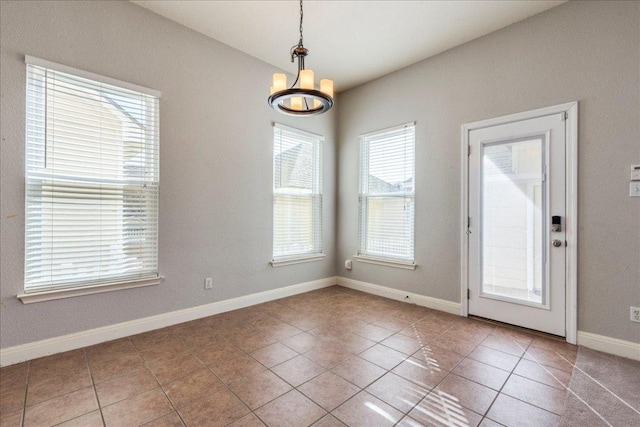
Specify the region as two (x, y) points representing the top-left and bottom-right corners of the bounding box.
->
(23, 57), (160, 298)
(272, 124), (323, 264)
(358, 122), (415, 267)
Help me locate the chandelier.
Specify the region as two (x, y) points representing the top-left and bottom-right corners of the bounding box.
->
(268, 0), (334, 116)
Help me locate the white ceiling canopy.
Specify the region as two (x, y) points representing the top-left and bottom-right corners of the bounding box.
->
(132, 0), (565, 92)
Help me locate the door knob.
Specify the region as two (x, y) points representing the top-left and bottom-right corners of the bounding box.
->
(552, 239), (562, 247)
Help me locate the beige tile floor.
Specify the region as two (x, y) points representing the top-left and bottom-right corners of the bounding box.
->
(0, 286), (590, 426)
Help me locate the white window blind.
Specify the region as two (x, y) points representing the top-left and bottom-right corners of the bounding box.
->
(24, 58), (160, 294)
(273, 124), (323, 259)
(359, 123), (415, 262)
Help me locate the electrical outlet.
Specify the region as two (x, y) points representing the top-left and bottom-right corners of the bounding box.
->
(345, 260), (352, 270)
(631, 307), (640, 323)
(630, 181), (640, 197)
(204, 277), (213, 290)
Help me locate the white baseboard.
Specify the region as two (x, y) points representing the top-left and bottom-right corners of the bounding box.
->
(12, 276), (635, 366)
(337, 277), (640, 361)
(577, 331), (640, 361)
(336, 276), (461, 315)
(0, 276), (337, 367)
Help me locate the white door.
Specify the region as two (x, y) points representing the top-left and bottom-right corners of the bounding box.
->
(468, 113), (566, 336)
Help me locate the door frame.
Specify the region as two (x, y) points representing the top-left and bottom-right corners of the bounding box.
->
(460, 102), (578, 344)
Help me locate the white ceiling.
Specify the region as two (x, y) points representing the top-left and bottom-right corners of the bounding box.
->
(132, 0), (565, 92)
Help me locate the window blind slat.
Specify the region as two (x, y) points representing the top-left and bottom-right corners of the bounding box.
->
(24, 62), (160, 293)
(359, 124), (415, 261)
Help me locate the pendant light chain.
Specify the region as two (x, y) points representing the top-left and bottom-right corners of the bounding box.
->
(298, 0), (304, 47)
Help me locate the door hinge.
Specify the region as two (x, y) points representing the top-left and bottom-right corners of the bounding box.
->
(467, 289), (470, 299)
(468, 145), (471, 156)
(561, 111), (567, 121)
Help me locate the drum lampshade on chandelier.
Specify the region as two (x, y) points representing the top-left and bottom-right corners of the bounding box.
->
(268, 0), (334, 116)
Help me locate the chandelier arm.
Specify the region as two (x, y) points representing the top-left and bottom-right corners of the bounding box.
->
(290, 70), (300, 89)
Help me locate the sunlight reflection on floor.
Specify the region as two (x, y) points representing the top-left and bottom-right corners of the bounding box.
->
(410, 390), (473, 427)
(364, 401), (399, 423)
(404, 322), (473, 426)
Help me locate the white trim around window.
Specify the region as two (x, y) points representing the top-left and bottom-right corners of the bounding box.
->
(25, 56), (161, 98)
(270, 254), (326, 267)
(272, 123), (324, 264)
(354, 255), (416, 270)
(18, 276), (164, 304)
(22, 57), (161, 299)
(358, 122), (416, 266)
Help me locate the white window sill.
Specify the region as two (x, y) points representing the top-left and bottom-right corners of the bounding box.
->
(17, 276), (164, 304)
(270, 254), (326, 267)
(355, 255), (416, 270)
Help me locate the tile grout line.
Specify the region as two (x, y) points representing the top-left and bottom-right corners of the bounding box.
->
(394, 319), (467, 424)
(237, 305), (346, 427)
(426, 333), (488, 424)
(189, 319), (287, 425)
(476, 334), (573, 425)
(264, 314), (354, 425)
(478, 342), (525, 427)
(414, 326), (540, 426)
(201, 354), (255, 426)
(405, 317), (492, 423)
(554, 351), (640, 415)
(20, 360), (31, 427)
(29, 349), (103, 427)
(513, 340), (614, 427)
(131, 336), (188, 426)
(83, 347), (107, 427)
(206, 313), (332, 427)
(254, 294), (415, 425)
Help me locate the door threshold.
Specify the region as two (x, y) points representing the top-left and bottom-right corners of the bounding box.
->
(469, 315), (568, 343)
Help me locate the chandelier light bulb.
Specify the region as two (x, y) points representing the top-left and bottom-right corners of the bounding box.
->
(291, 97), (303, 110)
(300, 69), (314, 90)
(320, 79), (334, 98)
(273, 74), (287, 92)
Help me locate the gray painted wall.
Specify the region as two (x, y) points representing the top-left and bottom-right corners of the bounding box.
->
(336, 0), (640, 343)
(0, 0), (336, 348)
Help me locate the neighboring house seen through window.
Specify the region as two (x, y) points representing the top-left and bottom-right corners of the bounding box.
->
(358, 123), (415, 265)
(23, 57), (160, 296)
(272, 124), (323, 262)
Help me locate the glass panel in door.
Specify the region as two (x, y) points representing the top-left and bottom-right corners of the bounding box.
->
(481, 137), (546, 306)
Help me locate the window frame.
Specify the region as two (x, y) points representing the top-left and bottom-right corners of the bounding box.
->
(19, 56), (162, 303)
(357, 122), (416, 269)
(271, 123), (325, 266)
